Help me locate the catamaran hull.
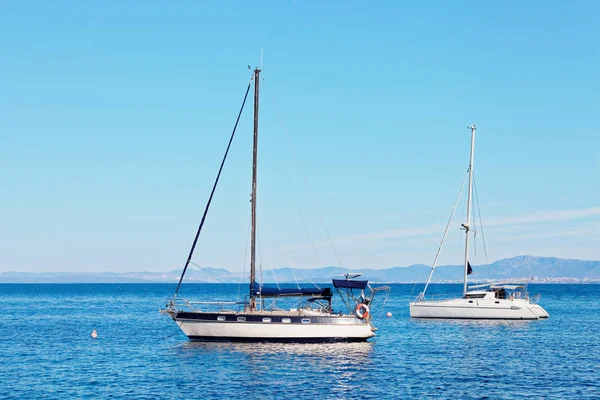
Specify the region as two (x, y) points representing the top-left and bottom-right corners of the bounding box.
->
(528, 303), (550, 318)
(172, 312), (375, 342)
(409, 299), (549, 320)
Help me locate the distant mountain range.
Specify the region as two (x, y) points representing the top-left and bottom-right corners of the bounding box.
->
(1, 256), (599, 283)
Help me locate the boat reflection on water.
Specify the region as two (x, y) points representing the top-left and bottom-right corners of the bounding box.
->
(175, 341), (375, 395)
(411, 318), (537, 329)
(180, 340), (374, 361)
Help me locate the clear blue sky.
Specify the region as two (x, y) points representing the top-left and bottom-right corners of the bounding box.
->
(1, 1), (598, 273)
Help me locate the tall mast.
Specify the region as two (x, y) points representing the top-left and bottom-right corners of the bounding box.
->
(462, 124), (476, 296)
(249, 67), (261, 307)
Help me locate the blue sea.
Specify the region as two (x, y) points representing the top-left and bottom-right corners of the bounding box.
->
(0, 283), (598, 399)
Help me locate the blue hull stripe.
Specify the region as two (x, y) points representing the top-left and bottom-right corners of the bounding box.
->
(175, 312), (367, 325)
(187, 336), (368, 343)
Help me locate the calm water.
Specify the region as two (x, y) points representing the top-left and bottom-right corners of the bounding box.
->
(0, 283), (598, 399)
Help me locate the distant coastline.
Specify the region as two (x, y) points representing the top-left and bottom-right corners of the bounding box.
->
(1, 255), (599, 284)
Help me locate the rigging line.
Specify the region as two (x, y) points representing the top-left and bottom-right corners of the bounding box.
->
(284, 166), (320, 261)
(473, 227), (477, 257)
(371, 288), (390, 323)
(417, 169), (469, 299)
(261, 79), (340, 266)
(286, 140), (342, 266)
(257, 223), (263, 286)
(296, 159), (343, 266)
(190, 261), (224, 283)
(271, 268), (280, 289)
(255, 188), (315, 291)
(174, 75), (253, 298)
(254, 191), (288, 290)
(473, 174), (489, 264)
(297, 267), (321, 290)
(290, 265), (301, 289)
(237, 210), (253, 304)
(188, 261), (228, 283)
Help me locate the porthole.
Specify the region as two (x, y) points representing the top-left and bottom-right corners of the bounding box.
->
(217, 316), (226, 321)
(301, 318), (311, 324)
(262, 318), (272, 323)
(282, 318), (291, 324)
(237, 316), (246, 322)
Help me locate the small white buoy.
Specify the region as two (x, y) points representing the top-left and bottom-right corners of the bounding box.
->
(386, 312), (392, 318)
(91, 329), (98, 339)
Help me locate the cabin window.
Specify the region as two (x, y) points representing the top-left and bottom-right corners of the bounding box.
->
(262, 318), (272, 323)
(465, 293), (486, 299)
(217, 316), (226, 322)
(301, 318), (311, 324)
(495, 301), (500, 304)
(282, 318), (291, 324)
(468, 301), (473, 304)
(237, 316), (246, 322)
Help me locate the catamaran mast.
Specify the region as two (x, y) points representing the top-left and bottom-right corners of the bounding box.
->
(462, 124), (476, 296)
(249, 68), (261, 308)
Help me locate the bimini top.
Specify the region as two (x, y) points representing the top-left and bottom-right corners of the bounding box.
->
(332, 279), (368, 290)
(251, 282), (332, 298)
(468, 279), (529, 290)
(490, 284), (524, 290)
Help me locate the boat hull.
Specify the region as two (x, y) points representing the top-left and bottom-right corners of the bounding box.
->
(409, 298), (549, 320)
(172, 311), (375, 342)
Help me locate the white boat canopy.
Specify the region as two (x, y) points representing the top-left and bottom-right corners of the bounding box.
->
(468, 279), (531, 290)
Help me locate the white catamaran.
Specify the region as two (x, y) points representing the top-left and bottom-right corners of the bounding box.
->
(410, 125), (549, 320)
(162, 68), (390, 341)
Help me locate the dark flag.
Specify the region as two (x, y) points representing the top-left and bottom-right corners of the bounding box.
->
(467, 261), (473, 275)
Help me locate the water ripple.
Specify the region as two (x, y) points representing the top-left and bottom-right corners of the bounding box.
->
(0, 283), (598, 399)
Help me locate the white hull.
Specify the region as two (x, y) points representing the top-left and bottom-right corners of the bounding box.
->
(171, 311), (375, 342)
(176, 320), (374, 341)
(410, 297), (549, 320)
(411, 126), (549, 322)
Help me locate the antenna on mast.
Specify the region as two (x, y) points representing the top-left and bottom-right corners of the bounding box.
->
(260, 47), (263, 70)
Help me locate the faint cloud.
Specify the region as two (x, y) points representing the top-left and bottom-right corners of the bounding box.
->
(334, 224), (444, 244)
(340, 207), (600, 245)
(286, 206), (600, 252)
(491, 225), (599, 242)
(484, 207), (600, 227)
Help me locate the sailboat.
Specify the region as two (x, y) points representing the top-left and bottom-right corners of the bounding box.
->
(409, 125), (549, 320)
(162, 67), (390, 341)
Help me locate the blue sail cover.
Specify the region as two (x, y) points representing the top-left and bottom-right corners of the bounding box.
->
(251, 282), (332, 298)
(332, 279), (368, 290)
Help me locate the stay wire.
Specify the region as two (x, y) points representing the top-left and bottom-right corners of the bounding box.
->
(254, 78), (321, 289)
(410, 169), (469, 299)
(473, 174), (489, 264)
(237, 211), (252, 304)
(295, 159), (342, 267)
(261, 78), (342, 267)
(188, 261), (228, 283)
(284, 167), (320, 261)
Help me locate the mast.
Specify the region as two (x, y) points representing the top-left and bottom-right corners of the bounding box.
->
(249, 67), (261, 308)
(462, 124), (476, 296)
(172, 77), (252, 300)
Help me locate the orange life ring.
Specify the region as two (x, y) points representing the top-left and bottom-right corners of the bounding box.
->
(355, 303), (370, 319)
